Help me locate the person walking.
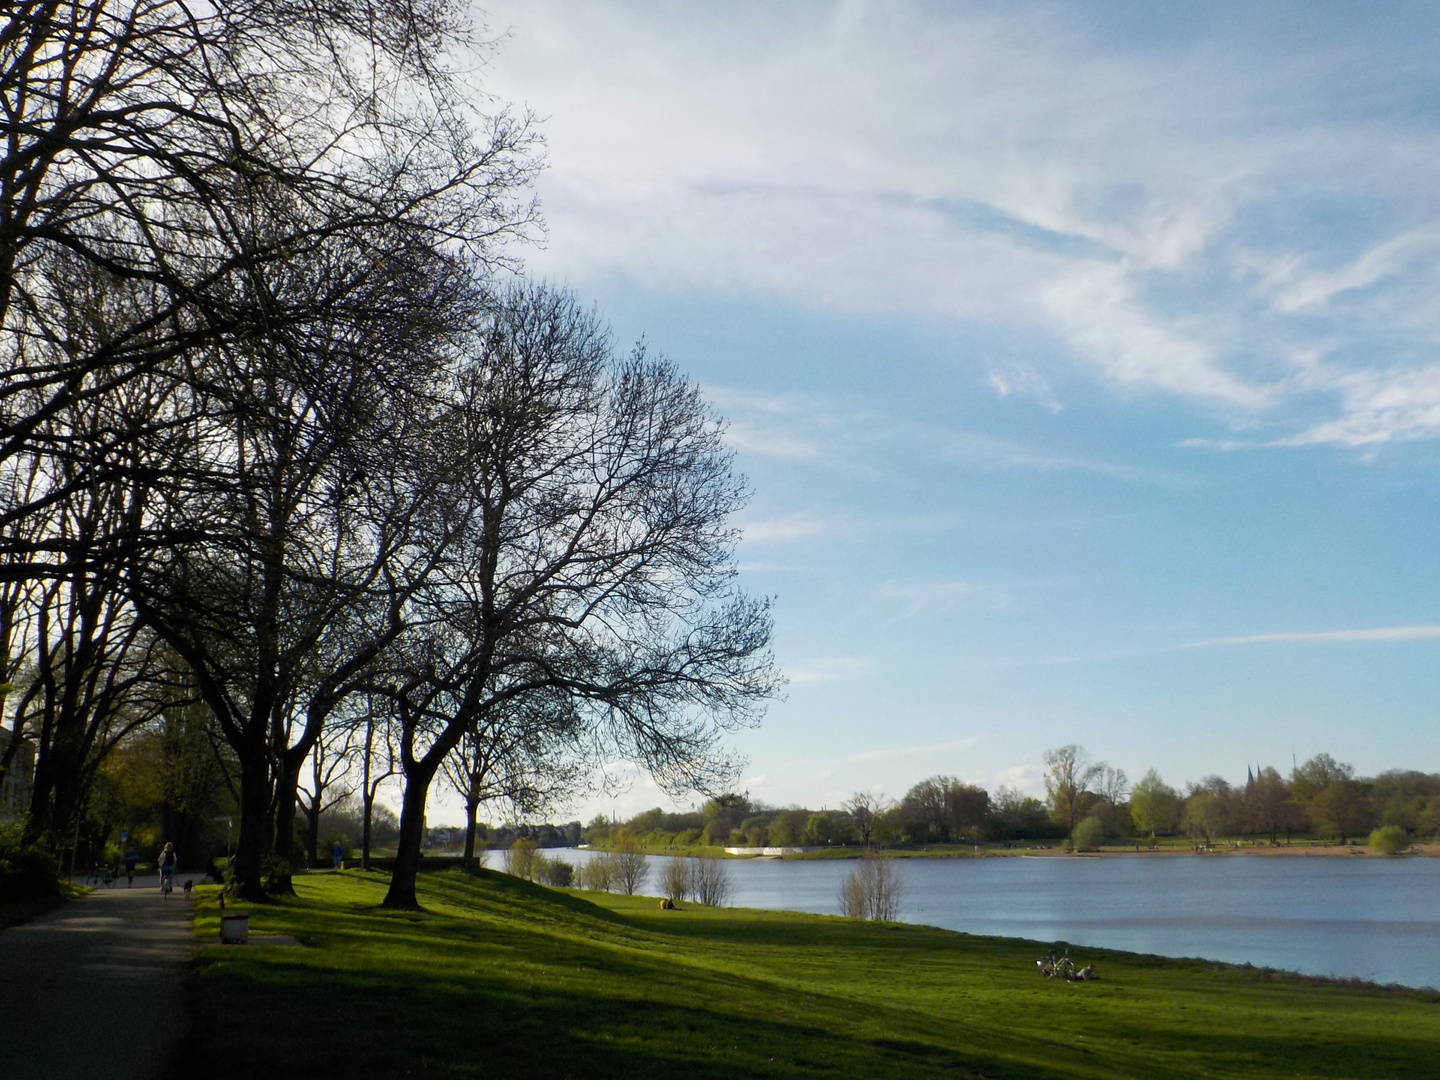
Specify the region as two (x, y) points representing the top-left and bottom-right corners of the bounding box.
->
(332, 839), (344, 870)
(123, 847), (139, 886)
(157, 843), (178, 897)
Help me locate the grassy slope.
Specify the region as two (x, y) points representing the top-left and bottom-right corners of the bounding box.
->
(188, 870), (1440, 1080)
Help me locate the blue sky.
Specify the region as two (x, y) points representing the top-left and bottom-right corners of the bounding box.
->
(433, 1), (1440, 823)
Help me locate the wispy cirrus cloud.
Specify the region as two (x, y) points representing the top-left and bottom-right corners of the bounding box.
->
(485, 0), (1440, 452)
(738, 511), (839, 544)
(1174, 625), (1440, 649)
(1263, 226), (1440, 314)
(711, 383), (1197, 485)
(1277, 365), (1440, 447)
(785, 655), (876, 685)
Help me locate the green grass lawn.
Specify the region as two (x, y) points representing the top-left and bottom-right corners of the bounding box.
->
(187, 869), (1440, 1079)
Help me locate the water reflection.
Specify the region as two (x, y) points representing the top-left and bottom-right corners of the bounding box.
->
(543, 848), (1440, 989)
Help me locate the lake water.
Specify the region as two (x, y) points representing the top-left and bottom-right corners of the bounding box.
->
(544, 848), (1440, 990)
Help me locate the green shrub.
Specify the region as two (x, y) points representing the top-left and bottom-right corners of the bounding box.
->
(504, 837), (539, 880)
(1369, 824), (1408, 855)
(0, 834), (62, 905)
(576, 853), (616, 891)
(1072, 815), (1106, 853)
(262, 854), (293, 892)
(534, 856), (573, 887)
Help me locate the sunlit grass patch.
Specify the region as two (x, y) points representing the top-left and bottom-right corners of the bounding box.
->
(187, 868), (1440, 1079)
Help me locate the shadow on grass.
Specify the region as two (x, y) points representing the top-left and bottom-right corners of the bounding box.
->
(185, 869), (1440, 1080)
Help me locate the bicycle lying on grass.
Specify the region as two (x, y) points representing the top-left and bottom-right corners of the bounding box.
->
(1037, 949), (1096, 981)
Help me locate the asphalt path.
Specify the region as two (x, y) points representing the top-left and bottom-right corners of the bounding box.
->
(0, 875), (193, 1080)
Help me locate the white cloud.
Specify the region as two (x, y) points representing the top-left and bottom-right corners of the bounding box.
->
(715, 384), (1198, 484)
(785, 655), (876, 685)
(988, 363), (1064, 412)
(1278, 365), (1440, 446)
(481, 1), (1440, 447)
(1040, 262), (1268, 406)
(993, 763), (1046, 798)
(1266, 227), (1440, 314)
(739, 512), (836, 544)
(1177, 625), (1440, 648)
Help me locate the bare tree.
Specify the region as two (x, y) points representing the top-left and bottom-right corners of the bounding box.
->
(440, 691), (585, 870)
(900, 776), (987, 843)
(378, 285), (779, 909)
(691, 853), (732, 907)
(3, 382), (181, 849)
(1, 0), (540, 559)
(843, 791), (890, 850)
(576, 853), (616, 892)
(839, 855), (905, 921)
(296, 722), (358, 865)
(351, 697), (401, 871)
(0, 456), (41, 791)
(1097, 766), (1130, 807)
(0, 271), (186, 830)
(658, 856), (693, 902)
(1243, 766), (1301, 844)
(2, 2), (541, 901)
(612, 837), (649, 896)
(1043, 745), (1105, 838)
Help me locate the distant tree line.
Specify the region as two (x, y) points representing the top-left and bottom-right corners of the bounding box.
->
(581, 746), (1440, 852)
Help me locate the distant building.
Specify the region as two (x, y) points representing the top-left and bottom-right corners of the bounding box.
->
(0, 726), (34, 823)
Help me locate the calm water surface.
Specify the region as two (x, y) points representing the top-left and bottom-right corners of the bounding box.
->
(546, 848), (1440, 989)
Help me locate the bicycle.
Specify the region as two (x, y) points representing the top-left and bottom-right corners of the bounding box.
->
(1037, 949), (1076, 979)
(1037, 948), (1095, 981)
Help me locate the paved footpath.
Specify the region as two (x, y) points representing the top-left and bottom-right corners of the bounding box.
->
(0, 875), (193, 1080)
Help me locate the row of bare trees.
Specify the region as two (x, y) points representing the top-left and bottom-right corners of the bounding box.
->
(1, 2), (778, 907)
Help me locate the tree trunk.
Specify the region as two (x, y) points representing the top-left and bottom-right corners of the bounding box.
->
(462, 794), (480, 869)
(382, 759), (440, 909)
(362, 786), (375, 871)
(268, 762), (302, 895)
(22, 753), (56, 847)
(306, 803), (321, 866)
(233, 748), (275, 902)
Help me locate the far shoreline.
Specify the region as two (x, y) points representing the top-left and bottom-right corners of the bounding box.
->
(570, 839), (1440, 861)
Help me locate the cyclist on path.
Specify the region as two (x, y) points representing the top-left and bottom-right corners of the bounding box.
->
(157, 843), (178, 897)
